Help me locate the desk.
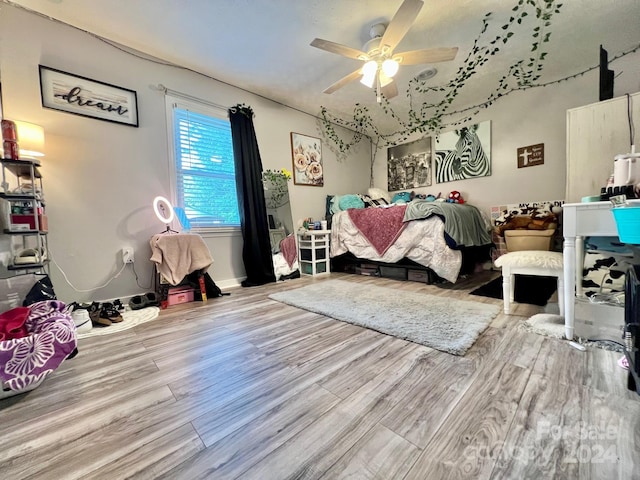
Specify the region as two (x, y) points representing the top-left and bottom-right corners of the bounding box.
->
(562, 200), (640, 339)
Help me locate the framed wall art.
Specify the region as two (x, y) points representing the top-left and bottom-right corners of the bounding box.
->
(290, 132), (323, 186)
(39, 65), (139, 127)
(434, 120), (491, 183)
(387, 137), (432, 192)
(517, 143), (544, 168)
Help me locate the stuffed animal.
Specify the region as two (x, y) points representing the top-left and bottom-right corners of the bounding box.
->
(494, 212), (557, 235)
(447, 191), (465, 204)
(391, 191), (412, 204)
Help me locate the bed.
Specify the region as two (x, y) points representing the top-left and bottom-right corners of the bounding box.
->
(329, 198), (493, 283)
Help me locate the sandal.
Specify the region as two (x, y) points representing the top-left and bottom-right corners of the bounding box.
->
(113, 299), (125, 312)
(101, 302), (123, 323)
(89, 302), (111, 327)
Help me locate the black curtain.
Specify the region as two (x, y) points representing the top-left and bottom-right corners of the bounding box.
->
(228, 104), (276, 287)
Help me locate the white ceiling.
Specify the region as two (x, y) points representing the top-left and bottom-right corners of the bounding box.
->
(6, 0), (640, 133)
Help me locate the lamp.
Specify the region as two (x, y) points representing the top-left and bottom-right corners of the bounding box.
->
(360, 60), (378, 88)
(381, 58), (399, 78)
(379, 71), (393, 87)
(14, 121), (45, 159)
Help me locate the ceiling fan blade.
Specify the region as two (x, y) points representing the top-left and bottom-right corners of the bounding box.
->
(380, 80), (399, 99)
(380, 0), (424, 54)
(395, 47), (459, 65)
(310, 38), (368, 60)
(323, 68), (363, 94)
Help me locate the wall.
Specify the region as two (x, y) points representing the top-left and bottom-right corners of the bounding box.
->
(372, 50), (640, 216)
(0, 5), (371, 302)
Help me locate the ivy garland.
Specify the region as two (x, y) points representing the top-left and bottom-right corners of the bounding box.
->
(319, 0), (564, 156)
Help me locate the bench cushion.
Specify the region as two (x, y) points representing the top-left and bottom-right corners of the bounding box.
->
(494, 250), (563, 270)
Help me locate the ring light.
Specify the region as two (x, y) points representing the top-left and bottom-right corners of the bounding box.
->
(153, 196), (175, 224)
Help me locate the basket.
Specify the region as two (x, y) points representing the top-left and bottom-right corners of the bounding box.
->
(612, 207), (640, 244)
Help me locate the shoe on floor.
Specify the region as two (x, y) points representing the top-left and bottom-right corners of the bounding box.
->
(101, 303), (123, 323)
(89, 302), (111, 327)
(129, 295), (148, 310)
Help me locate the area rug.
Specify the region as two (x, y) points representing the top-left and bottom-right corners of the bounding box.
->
(268, 279), (500, 355)
(76, 306), (160, 339)
(523, 313), (565, 338)
(522, 313), (623, 352)
(470, 274), (558, 306)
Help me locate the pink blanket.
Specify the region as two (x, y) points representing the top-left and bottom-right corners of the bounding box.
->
(347, 205), (408, 255)
(279, 234), (298, 268)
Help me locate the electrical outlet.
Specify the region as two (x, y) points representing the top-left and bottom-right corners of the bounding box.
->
(122, 247), (134, 264)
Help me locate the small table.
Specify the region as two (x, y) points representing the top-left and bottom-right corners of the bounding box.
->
(562, 199), (640, 339)
(297, 230), (330, 276)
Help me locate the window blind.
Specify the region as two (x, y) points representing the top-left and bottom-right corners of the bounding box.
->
(172, 107), (240, 228)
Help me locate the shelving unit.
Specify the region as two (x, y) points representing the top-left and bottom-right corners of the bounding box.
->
(297, 230), (330, 276)
(0, 158), (49, 275)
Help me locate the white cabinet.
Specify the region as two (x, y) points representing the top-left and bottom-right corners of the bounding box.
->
(566, 92), (640, 203)
(297, 230), (330, 276)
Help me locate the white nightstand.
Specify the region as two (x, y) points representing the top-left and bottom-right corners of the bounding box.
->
(297, 230), (330, 276)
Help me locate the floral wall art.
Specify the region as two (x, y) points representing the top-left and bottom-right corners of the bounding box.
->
(291, 132), (323, 186)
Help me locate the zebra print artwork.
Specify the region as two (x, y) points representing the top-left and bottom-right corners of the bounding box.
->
(435, 121), (491, 183)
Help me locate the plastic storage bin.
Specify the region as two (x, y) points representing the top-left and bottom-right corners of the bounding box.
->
(167, 287), (194, 306)
(612, 207), (640, 244)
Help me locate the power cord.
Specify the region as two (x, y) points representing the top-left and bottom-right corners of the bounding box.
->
(131, 261), (153, 290)
(49, 249), (128, 293)
(588, 338), (625, 348)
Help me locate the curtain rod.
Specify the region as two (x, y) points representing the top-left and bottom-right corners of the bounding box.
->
(151, 84), (229, 112)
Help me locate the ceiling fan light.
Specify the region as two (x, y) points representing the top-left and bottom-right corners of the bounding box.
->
(379, 71), (393, 87)
(362, 60), (378, 76)
(360, 72), (376, 88)
(360, 60), (378, 88)
(381, 59), (399, 78)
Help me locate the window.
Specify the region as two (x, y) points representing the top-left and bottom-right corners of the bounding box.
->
(167, 96), (240, 229)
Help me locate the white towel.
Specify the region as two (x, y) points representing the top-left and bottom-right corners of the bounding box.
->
(150, 233), (214, 285)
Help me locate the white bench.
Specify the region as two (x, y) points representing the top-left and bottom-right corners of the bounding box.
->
(494, 250), (564, 315)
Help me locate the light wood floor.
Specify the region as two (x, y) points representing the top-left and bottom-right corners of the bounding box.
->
(1, 272), (638, 479)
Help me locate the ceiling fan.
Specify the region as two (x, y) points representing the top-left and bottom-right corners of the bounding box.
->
(310, 0), (458, 101)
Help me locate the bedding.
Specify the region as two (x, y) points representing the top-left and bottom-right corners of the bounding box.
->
(404, 200), (493, 247)
(272, 234), (299, 281)
(0, 300), (76, 394)
(330, 200), (493, 282)
(331, 206), (462, 282)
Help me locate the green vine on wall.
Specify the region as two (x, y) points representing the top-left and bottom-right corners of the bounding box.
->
(320, 0), (564, 155)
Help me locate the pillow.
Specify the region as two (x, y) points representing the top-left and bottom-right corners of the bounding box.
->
(325, 195), (334, 219)
(391, 192), (412, 204)
(338, 194), (365, 210)
(360, 195), (389, 207)
(330, 195), (342, 215)
(367, 187), (391, 203)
